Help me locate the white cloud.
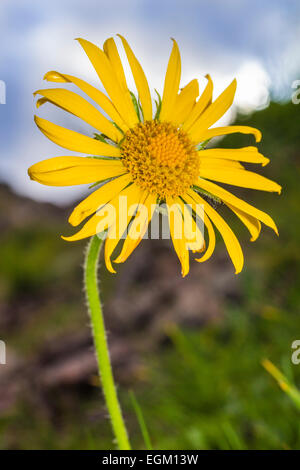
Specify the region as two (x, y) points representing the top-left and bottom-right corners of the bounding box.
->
(235, 61), (271, 113)
(1, 0), (300, 203)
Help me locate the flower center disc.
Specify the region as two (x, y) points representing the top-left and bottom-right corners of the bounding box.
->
(121, 121), (199, 199)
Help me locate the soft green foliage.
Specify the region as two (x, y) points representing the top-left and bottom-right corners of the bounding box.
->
(130, 308), (300, 450)
(1, 101), (300, 450)
(129, 390), (153, 450)
(262, 359), (300, 410)
(0, 226), (71, 296)
(125, 101), (300, 450)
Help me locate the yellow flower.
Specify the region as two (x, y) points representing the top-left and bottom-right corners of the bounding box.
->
(28, 36), (281, 276)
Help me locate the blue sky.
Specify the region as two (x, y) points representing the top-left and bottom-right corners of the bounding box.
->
(0, 0), (299, 203)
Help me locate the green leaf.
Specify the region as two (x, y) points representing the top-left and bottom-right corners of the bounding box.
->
(138, 97), (144, 121)
(112, 121), (124, 135)
(221, 421), (246, 450)
(88, 175), (119, 189)
(154, 89), (162, 120)
(196, 138), (211, 151)
(88, 155), (121, 161)
(192, 185), (221, 204)
(130, 91), (142, 122)
(94, 133), (108, 143)
(129, 390), (152, 450)
(262, 359), (300, 410)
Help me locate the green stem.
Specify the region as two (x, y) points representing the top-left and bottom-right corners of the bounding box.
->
(84, 235), (131, 450)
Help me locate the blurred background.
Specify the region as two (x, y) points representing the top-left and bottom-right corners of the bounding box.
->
(0, 0), (300, 450)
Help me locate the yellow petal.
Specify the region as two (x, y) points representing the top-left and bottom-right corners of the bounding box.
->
(62, 203), (117, 242)
(228, 204), (261, 241)
(166, 197), (189, 277)
(43, 71), (67, 82)
(189, 79), (237, 142)
(115, 192), (157, 263)
(198, 167), (281, 193)
(63, 182), (139, 242)
(192, 125), (262, 143)
(34, 115), (120, 156)
(36, 97), (48, 108)
(176, 197), (205, 251)
(199, 146), (269, 166)
(34, 88), (123, 142)
(28, 156), (126, 186)
(44, 71), (128, 132)
(195, 177), (278, 234)
(103, 37), (142, 123)
(104, 183), (142, 273)
(182, 192), (216, 263)
(118, 34), (153, 121)
(187, 189), (244, 274)
(182, 74), (213, 131)
(200, 158), (244, 170)
(172, 79), (199, 126)
(76, 38), (138, 127)
(160, 39), (181, 122)
(103, 37), (128, 90)
(69, 173), (132, 226)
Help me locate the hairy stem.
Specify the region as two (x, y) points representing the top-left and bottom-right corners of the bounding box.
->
(84, 235), (131, 450)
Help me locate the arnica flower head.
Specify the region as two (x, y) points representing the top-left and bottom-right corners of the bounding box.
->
(28, 36), (281, 277)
